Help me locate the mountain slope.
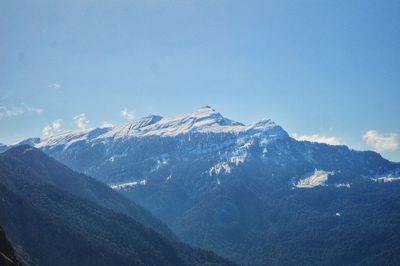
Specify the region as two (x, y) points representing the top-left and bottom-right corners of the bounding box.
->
(0, 226), (22, 266)
(172, 175), (400, 265)
(0, 143), (7, 153)
(21, 106), (400, 265)
(0, 146), (236, 266)
(4, 145), (175, 239)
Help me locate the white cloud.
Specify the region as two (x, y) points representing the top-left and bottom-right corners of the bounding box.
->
(0, 106), (24, 118)
(52, 119), (62, 130)
(362, 130), (398, 152)
(49, 83), (61, 90)
(25, 106), (43, 114)
(100, 121), (113, 128)
(42, 126), (52, 137)
(0, 103), (43, 119)
(73, 113), (89, 129)
(42, 119), (63, 138)
(121, 108), (135, 120)
(291, 133), (342, 145)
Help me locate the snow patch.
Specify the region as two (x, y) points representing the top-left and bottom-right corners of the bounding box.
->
(372, 176), (400, 183)
(110, 179), (147, 190)
(295, 169), (334, 188)
(209, 162), (231, 176)
(335, 183), (351, 188)
(229, 155), (246, 166)
(22, 147), (34, 153)
(152, 158), (168, 172)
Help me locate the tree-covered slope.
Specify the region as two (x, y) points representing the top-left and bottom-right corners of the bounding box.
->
(172, 176), (400, 265)
(0, 147), (236, 266)
(3, 145), (175, 239)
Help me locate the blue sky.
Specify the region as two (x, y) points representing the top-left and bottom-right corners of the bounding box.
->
(1, 0), (399, 161)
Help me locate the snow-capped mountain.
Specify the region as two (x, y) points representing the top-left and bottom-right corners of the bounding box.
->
(31, 106), (292, 183)
(19, 106), (400, 265)
(36, 106), (286, 146)
(29, 106), (398, 185)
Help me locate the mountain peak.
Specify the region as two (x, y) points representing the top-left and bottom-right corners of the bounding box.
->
(200, 105), (214, 110)
(191, 106), (218, 117)
(27, 107), (287, 145)
(101, 115), (163, 139)
(4, 144), (45, 160)
(126, 115), (163, 128)
(17, 137), (41, 146)
(247, 118), (277, 130)
(123, 107), (243, 137)
(198, 105), (215, 112)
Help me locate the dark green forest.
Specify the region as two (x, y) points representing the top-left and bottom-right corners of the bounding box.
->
(173, 176), (400, 265)
(0, 146), (235, 266)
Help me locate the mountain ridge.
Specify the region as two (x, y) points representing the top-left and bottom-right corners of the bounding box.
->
(28, 106), (287, 148)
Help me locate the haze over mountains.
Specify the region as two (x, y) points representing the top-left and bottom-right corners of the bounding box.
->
(8, 106), (399, 265)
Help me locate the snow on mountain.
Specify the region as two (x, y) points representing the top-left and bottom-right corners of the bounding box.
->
(111, 179), (147, 190)
(101, 115), (163, 139)
(35, 127), (111, 148)
(372, 176), (400, 183)
(21, 106), (399, 192)
(335, 183), (351, 188)
(295, 169), (334, 188)
(33, 106), (287, 147)
(209, 161), (232, 176)
(101, 106), (246, 138)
